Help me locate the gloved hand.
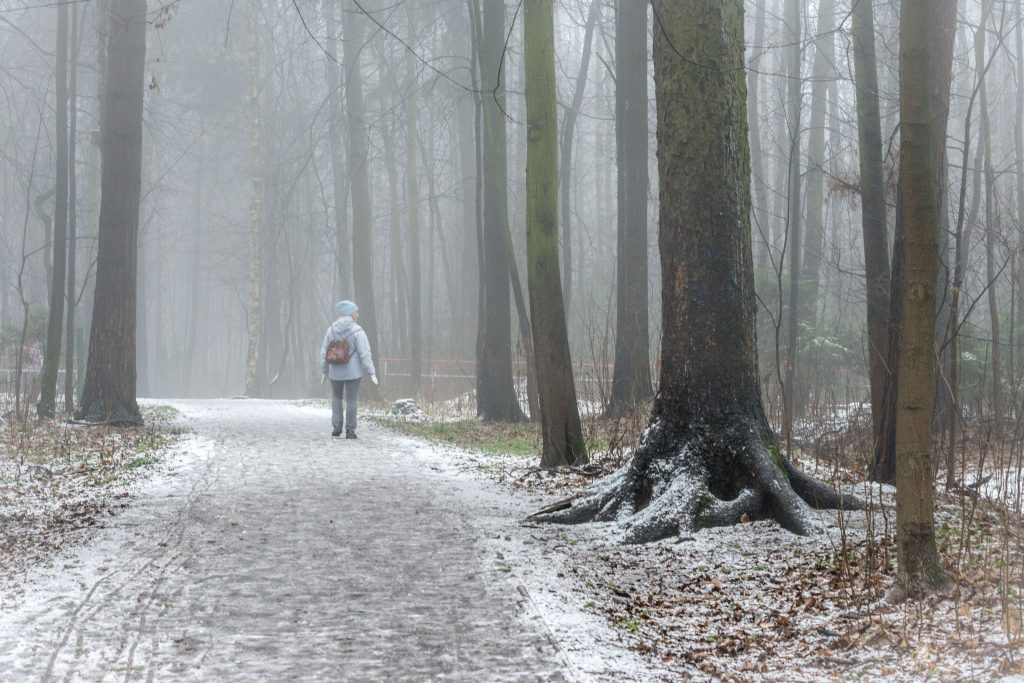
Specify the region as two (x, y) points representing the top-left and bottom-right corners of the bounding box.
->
(370, 374), (379, 386)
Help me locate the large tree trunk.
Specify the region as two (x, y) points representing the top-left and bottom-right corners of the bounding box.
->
(892, 0), (949, 598)
(608, 0), (652, 415)
(524, 0), (587, 468)
(38, 1), (70, 419)
(534, 0), (857, 541)
(852, 0), (892, 479)
(75, 0), (145, 426)
(475, 0), (525, 422)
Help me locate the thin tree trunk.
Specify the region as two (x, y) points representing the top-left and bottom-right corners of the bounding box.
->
(782, 0), (803, 438)
(977, 0), (1004, 440)
(609, 0), (652, 414)
(853, 0), (892, 481)
(63, 2), (83, 412)
(558, 0), (601, 316)
(244, 3), (264, 397)
(344, 1), (380, 356)
(325, 0), (350, 298)
(475, 0), (525, 421)
(748, 0), (770, 274)
(405, 0), (423, 393)
(801, 0), (836, 332)
(525, 0), (587, 468)
(39, 1), (70, 418)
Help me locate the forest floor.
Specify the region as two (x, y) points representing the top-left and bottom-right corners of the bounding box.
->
(380, 401), (1024, 682)
(0, 397), (1021, 681)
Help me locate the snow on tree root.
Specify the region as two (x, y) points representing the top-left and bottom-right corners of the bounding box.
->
(530, 420), (863, 544)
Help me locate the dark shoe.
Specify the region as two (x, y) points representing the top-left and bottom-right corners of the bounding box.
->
(332, 428), (342, 437)
(345, 429), (357, 439)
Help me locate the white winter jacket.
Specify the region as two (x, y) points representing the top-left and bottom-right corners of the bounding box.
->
(320, 316), (376, 381)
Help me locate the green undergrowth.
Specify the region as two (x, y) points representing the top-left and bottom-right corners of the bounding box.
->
(376, 418), (541, 457)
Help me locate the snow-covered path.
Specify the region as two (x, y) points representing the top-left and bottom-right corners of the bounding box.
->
(0, 399), (567, 682)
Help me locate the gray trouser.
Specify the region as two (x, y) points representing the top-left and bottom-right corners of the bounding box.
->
(330, 378), (361, 431)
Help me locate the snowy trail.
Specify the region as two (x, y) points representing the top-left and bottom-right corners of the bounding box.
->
(0, 399), (567, 682)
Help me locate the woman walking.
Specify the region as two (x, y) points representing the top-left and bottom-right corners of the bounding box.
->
(320, 300), (377, 438)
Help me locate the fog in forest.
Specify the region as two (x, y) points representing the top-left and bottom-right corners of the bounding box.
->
(0, 0), (1019, 430)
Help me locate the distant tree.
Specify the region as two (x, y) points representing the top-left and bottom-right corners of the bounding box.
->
(324, 0), (350, 299)
(524, 0), (587, 468)
(344, 0), (380, 356)
(38, 1), (70, 419)
(557, 0), (601, 314)
(891, 0), (949, 599)
(801, 0), (836, 332)
(534, 0), (856, 540)
(851, 0), (891, 477)
(608, 0), (652, 415)
(75, 0), (146, 425)
(63, 3), (83, 413)
(782, 0), (804, 435)
(475, 0), (525, 422)
(244, 1), (265, 397)
(405, 0), (423, 393)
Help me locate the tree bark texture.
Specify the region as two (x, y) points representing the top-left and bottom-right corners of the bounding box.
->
(893, 0), (949, 597)
(534, 0), (857, 541)
(524, 0), (587, 468)
(874, 0), (957, 484)
(75, 0), (145, 426)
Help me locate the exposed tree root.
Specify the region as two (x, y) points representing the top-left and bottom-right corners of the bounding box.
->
(530, 418), (863, 543)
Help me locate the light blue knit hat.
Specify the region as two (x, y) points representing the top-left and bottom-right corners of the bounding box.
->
(336, 300), (359, 317)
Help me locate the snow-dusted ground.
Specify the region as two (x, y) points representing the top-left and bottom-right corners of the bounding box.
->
(2, 398), (1021, 682)
(0, 399), (619, 681)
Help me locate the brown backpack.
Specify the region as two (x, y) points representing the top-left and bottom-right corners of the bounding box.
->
(326, 330), (354, 364)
